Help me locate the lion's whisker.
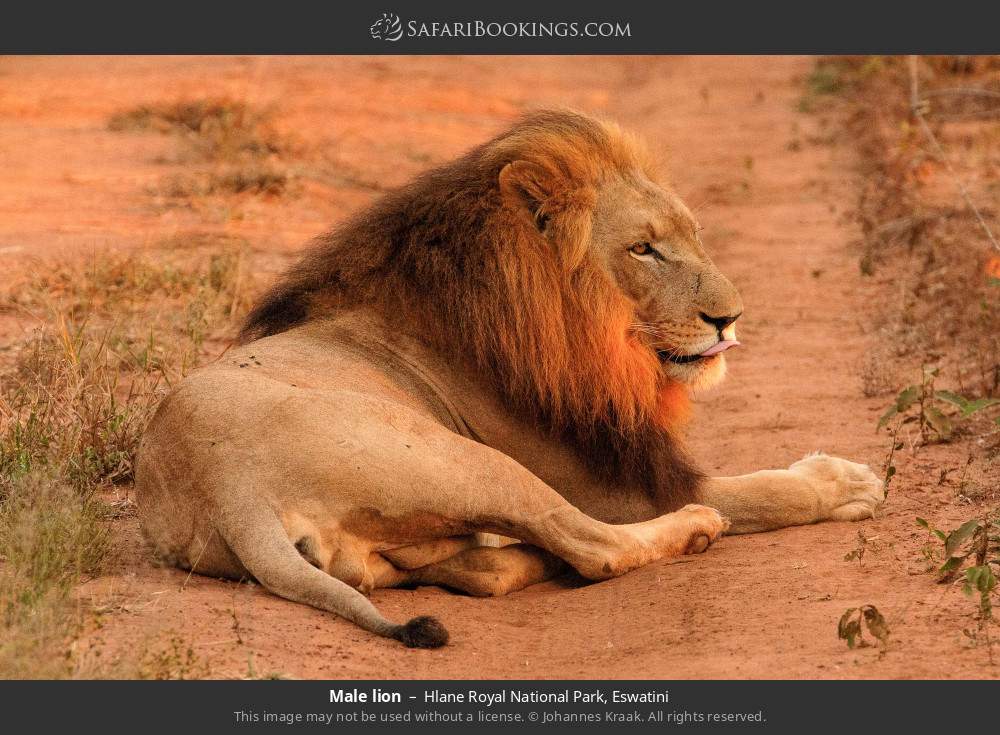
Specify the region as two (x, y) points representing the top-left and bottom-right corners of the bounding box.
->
(630, 322), (679, 343)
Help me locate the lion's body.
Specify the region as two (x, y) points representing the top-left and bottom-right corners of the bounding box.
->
(138, 312), (663, 577)
(136, 110), (884, 647)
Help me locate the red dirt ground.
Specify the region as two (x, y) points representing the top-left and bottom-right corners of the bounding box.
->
(1, 56), (996, 679)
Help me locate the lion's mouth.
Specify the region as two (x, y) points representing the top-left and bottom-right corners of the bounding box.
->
(656, 350), (704, 365)
(656, 339), (740, 365)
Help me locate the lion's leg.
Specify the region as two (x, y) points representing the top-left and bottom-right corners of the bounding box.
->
(404, 544), (567, 597)
(360, 423), (728, 581)
(698, 453), (884, 534)
(505, 502), (728, 580)
(371, 537), (564, 596)
(380, 536), (481, 570)
(322, 396), (727, 581)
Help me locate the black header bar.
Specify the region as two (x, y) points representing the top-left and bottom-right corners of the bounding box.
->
(3, 1), (1000, 54)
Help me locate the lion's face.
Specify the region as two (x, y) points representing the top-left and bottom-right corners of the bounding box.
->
(590, 174), (743, 389)
(495, 115), (742, 398)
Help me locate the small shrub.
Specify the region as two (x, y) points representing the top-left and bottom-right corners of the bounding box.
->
(837, 604), (890, 650)
(917, 512), (998, 657)
(843, 528), (881, 566)
(878, 366), (1000, 443)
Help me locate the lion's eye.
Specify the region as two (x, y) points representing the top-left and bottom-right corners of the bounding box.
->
(629, 242), (654, 257)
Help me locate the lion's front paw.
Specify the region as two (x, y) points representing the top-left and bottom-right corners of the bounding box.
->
(788, 453), (885, 523)
(676, 504), (730, 554)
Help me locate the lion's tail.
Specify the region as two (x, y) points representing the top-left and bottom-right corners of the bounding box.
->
(213, 501), (448, 648)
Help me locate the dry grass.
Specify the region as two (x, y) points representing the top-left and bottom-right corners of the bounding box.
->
(155, 165), (289, 200)
(817, 58), (999, 396)
(0, 473), (108, 678)
(109, 98), (295, 202)
(138, 635), (210, 680)
(0, 243), (255, 678)
(108, 98), (285, 162)
(817, 55), (1000, 474)
(798, 57), (887, 113)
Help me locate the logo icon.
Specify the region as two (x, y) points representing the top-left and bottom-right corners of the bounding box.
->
(370, 13), (403, 42)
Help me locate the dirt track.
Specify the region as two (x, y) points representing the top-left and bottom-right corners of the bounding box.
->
(2, 56), (996, 679)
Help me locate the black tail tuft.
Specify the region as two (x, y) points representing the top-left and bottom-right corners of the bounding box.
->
(394, 615), (449, 648)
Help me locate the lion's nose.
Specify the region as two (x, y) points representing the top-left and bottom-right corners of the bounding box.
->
(699, 311), (741, 332)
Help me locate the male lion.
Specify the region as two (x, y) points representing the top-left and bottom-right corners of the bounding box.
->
(136, 110), (884, 648)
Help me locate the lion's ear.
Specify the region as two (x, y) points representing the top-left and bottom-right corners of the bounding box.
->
(499, 161), (552, 232)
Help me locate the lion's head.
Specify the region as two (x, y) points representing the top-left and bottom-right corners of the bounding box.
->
(240, 110), (742, 506)
(493, 115), (743, 395)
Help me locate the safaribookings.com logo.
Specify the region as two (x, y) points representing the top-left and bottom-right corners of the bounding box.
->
(370, 13), (631, 42)
(370, 13), (404, 41)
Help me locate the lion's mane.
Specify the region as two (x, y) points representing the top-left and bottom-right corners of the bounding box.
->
(240, 110), (701, 508)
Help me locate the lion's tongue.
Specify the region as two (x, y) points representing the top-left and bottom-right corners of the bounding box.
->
(700, 339), (740, 357)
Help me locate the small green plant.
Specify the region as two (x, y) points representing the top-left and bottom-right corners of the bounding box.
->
(837, 604), (890, 650)
(916, 514), (998, 626)
(878, 367), (1000, 443)
(881, 423), (902, 498)
(844, 529), (881, 566)
(919, 539), (941, 571)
